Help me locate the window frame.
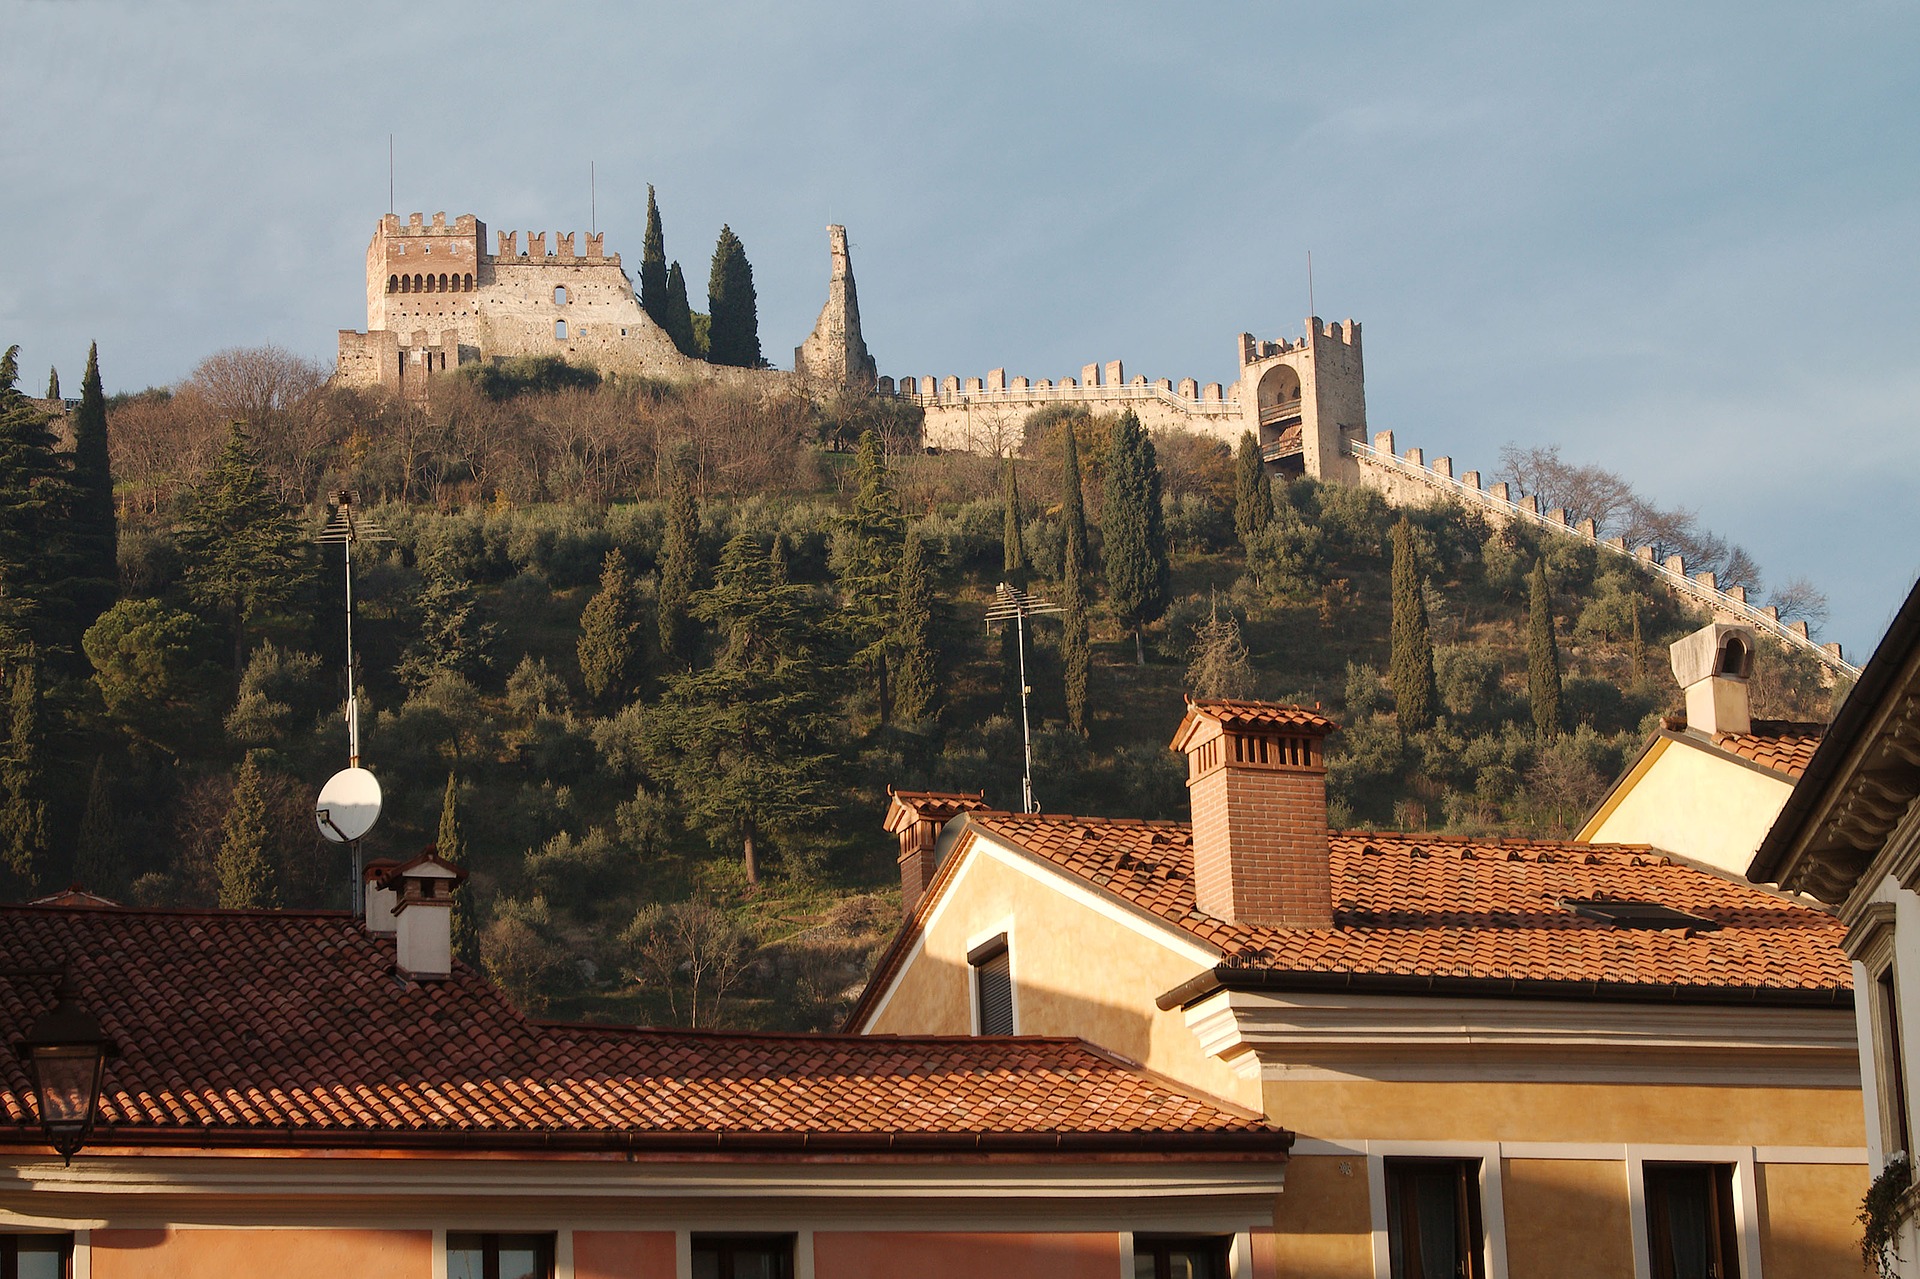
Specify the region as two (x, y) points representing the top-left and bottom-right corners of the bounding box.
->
(966, 925), (1016, 1036)
(1381, 1156), (1488, 1279)
(1849, 901), (1912, 1163)
(0, 1234), (72, 1279)
(1641, 1162), (1741, 1279)
(443, 1231), (556, 1279)
(1131, 1233), (1233, 1279)
(1625, 1147), (1759, 1279)
(1365, 1143), (1507, 1279)
(690, 1232), (796, 1279)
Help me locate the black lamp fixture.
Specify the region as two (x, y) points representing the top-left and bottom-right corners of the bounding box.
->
(13, 976), (117, 1163)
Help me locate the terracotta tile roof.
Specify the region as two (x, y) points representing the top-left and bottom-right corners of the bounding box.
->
(1176, 700), (1338, 735)
(0, 905), (1278, 1152)
(884, 789), (992, 833)
(964, 814), (1850, 998)
(1710, 720), (1827, 778)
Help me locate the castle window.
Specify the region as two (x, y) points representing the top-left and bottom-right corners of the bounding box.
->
(387, 275), (398, 294)
(555, 321), (568, 340)
(439, 273), (449, 292)
(554, 286), (568, 305)
(413, 274), (423, 292)
(463, 273), (473, 291)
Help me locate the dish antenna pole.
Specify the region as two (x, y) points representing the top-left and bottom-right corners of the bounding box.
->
(316, 491), (391, 915)
(985, 583), (1064, 814)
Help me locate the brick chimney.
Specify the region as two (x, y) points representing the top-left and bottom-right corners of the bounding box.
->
(1171, 700), (1337, 929)
(381, 849), (468, 980)
(1670, 621), (1755, 736)
(883, 789), (990, 913)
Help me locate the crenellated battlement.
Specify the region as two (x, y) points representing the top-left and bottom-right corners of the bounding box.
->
(489, 228), (616, 265)
(883, 358), (1238, 413)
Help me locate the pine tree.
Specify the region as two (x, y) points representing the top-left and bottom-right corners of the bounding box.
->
(437, 771), (478, 966)
(657, 457), (702, 664)
(837, 430), (905, 723)
(176, 422), (306, 671)
(1001, 458), (1028, 583)
(0, 347), (16, 389)
(577, 548), (645, 705)
(0, 367), (83, 655)
(705, 225), (761, 368)
(398, 544), (496, 688)
(1, 656), (49, 887)
(1389, 517), (1437, 733)
(1233, 431), (1273, 542)
(892, 525), (940, 724)
(1529, 559), (1563, 742)
(663, 261), (700, 357)
(646, 533), (838, 883)
(640, 185), (669, 328)
(73, 756), (123, 894)
(1060, 425), (1091, 734)
(44, 368), (57, 401)
(217, 751), (277, 909)
(1101, 411), (1169, 664)
(69, 343), (117, 632)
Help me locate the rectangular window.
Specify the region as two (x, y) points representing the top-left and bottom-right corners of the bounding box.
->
(691, 1235), (794, 1279)
(1133, 1235), (1230, 1279)
(969, 934), (1013, 1035)
(1877, 967), (1912, 1156)
(1644, 1163), (1740, 1279)
(446, 1233), (554, 1279)
(1384, 1158), (1486, 1279)
(0, 1235), (72, 1279)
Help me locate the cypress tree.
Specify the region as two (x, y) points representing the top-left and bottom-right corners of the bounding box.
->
(70, 343), (117, 631)
(1528, 559), (1563, 742)
(1388, 517), (1437, 733)
(1101, 411), (1169, 664)
(73, 755), (123, 894)
(1001, 458), (1028, 583)
(1, 656), (49, 887)
(1629, 592), (1646, 684)
(0, 347), (16, 389)
(437, 771), (478, 966)
(662, 262), (700, 357)
(1233, 431), (1273, 542)
(0, 364), (83, 656)
(1060, 425), (1091, 733)
(657, 457), (701, 664)
(217, 751), (277, 909)
(640, 185), (669, 328)
(176, 422), (305, 671)
(837, 430), (905, 723)
(892, 525), (940, 724)
(577, 548), (645, 705)
(705, 226), (761, 368)
(45, 369), (58, 401)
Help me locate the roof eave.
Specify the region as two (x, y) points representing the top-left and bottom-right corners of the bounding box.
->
(1158, 964), (1854, 1012)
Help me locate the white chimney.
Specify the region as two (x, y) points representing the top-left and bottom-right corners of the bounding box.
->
(386, 850), (467, 980)
(1670, 621), (1755, 736)
(362, 859), (400, 935)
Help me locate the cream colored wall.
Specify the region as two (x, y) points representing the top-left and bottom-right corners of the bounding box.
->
(1270, 1155), (1374, 1278)
(862, 838), (1257, 1109)
(574, 1230), (676, 1278)
(814, 1231), (1119, 1279)
(91, 1228), (432, 1278)
(1582, 740), (1794, 878)
(1758, 1161), (1873, 1277)
(1262, 1078), (1862, 1147)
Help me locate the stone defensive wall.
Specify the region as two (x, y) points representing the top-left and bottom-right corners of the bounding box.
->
(1348, 430), (1857, 677)
(883, 360), (1249, 455)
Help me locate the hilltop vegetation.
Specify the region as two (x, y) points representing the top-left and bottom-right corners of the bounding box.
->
(0, 345), (1841, 1029)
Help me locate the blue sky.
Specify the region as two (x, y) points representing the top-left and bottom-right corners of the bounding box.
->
(3, 1), (1915, 657)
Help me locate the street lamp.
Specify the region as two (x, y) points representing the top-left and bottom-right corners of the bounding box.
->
(13, 976), (117, 1163)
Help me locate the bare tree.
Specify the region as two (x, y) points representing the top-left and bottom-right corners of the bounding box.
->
(1769, 576), (1831, 632)
(620, 898), (755, 1028)
(1497, 445), (1636, 535)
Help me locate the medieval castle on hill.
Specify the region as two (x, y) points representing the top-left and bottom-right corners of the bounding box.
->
(335, 211), (1852, 676)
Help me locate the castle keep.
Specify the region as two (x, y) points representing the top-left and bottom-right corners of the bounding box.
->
(336, 213), (875, 396)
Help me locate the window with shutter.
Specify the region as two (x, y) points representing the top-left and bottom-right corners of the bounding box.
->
(1384, 1158), (1486, 1279)
(1644, 1163), (1740, 1279)
(969, 935), (1014, 1035)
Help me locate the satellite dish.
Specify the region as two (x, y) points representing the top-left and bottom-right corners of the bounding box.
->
(316, 767), (382, 843)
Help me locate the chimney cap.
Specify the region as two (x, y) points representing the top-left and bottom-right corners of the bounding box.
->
(376, 847), (468, 889)
(1670, 621), (1757, 688)
(883, 788), (991, 834)
(1171, 699), (1339, 752)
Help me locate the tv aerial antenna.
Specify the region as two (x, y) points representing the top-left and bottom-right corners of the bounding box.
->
(315, 490), (392, 914)
(985, 582), (1064, 814)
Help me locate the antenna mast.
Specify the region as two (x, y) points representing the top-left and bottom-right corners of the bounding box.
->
(317, 493), (391, 912)
(985, 583), (1065, 814)
(590, 160), (596, 235)
(388, 134), (394, 216)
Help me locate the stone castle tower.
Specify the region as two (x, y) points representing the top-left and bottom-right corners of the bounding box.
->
(794, 225), (877, 389)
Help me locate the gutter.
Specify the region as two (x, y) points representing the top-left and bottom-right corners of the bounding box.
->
(1157, 965), (1855, 1012)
